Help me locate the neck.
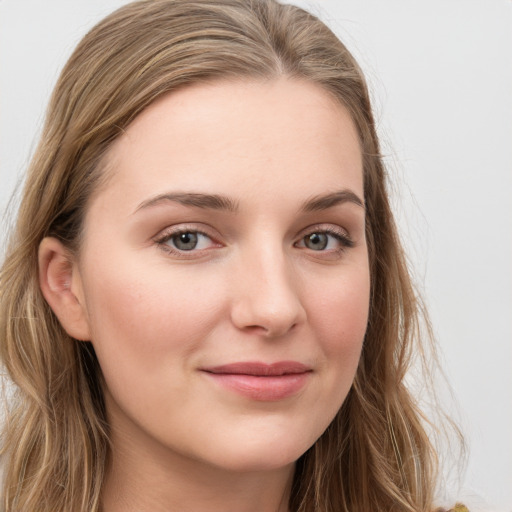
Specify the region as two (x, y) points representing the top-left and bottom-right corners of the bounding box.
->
(100, 422), (294, 512)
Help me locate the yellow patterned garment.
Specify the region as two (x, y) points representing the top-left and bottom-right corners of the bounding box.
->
(437, 504), (470, 512)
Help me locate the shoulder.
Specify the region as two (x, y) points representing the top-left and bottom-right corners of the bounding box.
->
(450, 505), (470, 512)
(435, 505), (470, 512)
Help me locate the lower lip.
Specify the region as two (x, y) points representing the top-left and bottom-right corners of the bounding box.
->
(202, 372), (310, 401)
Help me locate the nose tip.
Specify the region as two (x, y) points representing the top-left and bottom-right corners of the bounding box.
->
(232, 303), (300, 338)
(230, 261), (306, 338)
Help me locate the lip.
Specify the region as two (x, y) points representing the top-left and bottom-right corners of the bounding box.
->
(200, 361), (312, 401)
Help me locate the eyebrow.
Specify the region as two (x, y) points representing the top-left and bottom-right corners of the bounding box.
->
(134, 189), (364, 215)
(301, 190), (365, 212)
(134, 192), (239, 213)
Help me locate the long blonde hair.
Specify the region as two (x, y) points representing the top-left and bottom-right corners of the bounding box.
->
(1, 1), (454, 510)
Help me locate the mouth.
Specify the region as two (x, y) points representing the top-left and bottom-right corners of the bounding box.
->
(200, 361), (312, 401)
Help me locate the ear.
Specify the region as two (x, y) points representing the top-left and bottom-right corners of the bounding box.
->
(38, 237), (91, 341)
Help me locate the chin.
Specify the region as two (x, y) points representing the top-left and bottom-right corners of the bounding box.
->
(213, 452), (299, 474)
(198, 432), (315, 474)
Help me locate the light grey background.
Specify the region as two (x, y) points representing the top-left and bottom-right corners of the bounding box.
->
(1, 1), (511, 510)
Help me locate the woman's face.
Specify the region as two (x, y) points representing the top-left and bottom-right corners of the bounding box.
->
(72, 78), (370, 472)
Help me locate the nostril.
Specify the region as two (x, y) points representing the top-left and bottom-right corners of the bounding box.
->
(243, 321), (298, 338)
(245, 325), (268, 334)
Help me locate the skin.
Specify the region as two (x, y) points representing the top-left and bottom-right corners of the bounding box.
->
(39, 78), (370, 512)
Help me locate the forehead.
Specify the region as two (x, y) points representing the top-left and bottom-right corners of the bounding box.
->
(93, 78), (363, 215)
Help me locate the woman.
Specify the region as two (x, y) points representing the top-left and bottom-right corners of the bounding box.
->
(0, 0), (464, 511)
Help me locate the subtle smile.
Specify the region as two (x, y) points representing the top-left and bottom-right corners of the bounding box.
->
(200, 361), (312, 401)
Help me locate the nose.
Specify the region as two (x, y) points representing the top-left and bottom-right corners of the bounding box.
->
(229, 244), (306, 338)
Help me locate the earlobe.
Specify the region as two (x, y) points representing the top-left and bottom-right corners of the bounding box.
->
(38, 237), (91, 341)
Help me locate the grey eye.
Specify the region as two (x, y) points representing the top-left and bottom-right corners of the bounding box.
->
(171, 232), (199, 251)
(304, 233), (328, 250)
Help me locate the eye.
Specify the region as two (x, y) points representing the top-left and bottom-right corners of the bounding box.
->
(155, 228), (219, 255)
(303, 232), (330, 250)
(295, 228), (354, 252)
(171, 232), (204, 251)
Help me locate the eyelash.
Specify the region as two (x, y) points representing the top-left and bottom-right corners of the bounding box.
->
(153, 224), (354, 258)
(294, 226), (354, 254)
(153, 226), (220, 258)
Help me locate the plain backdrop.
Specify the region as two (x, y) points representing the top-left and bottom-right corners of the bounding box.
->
(1, 1), (511, 510)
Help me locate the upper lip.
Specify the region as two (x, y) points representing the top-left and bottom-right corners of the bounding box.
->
(201, 361), (312, 376)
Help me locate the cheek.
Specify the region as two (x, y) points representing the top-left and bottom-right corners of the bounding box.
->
(307, 265), (370, 384)
(81, 257), (224, 372)
(315, 267), (369, 343)
(79, 257), (231, 437)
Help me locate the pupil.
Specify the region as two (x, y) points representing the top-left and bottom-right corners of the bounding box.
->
(306, 233), (328, 250)
(174, 232), (198, 250)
